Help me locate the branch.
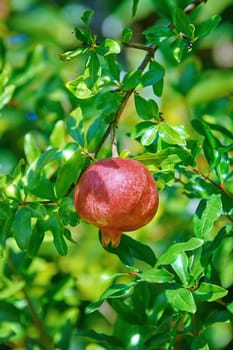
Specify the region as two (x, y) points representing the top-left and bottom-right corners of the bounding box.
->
(191, 167), (233, 200)
(184, 0), (208, 14)
(7, 255), (54, 350)
(92, 0), (208, 158)
(93, 45), (158, 158)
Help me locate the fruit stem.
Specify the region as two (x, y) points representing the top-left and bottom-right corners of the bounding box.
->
(111, 123), (119, 158)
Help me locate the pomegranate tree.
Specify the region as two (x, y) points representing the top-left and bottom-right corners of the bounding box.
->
(74, 157), (159, 247)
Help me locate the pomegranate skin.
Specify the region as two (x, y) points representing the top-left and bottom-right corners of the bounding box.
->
(74, 158), (159, 247)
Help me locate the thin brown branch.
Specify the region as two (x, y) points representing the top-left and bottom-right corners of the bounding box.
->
(191, 167), (233, 200)
(93, 46), (158, 158)
(122, 42), (153, 52)
(7, 254), (54, 350)
(184, 0), (208, 14)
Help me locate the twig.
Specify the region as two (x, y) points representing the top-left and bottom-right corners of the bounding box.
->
(92, 0), (208, 158)
(7, 254), (54, 350)
(93, 46), (158, 158)
(184, 0), (208, 14)
(191, 167), (233, 200)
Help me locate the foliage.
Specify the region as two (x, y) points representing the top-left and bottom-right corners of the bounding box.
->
(0, 0), (232, 349)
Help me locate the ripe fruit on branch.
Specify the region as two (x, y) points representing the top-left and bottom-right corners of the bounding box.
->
(74, 158), (159, 247)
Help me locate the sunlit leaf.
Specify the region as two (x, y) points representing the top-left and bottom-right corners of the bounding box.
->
(196, 15), (221, 39)
(50, 120), (66, 148)
(166, 287), (196, 313)
(142, 61), (164, 87)
(0, 84), (15, 110)
(26, 148), (59, 189)
(97, 39), (121, 56)
(157, 238), (204, 266)
(193, 194), (222, 240)
(86, 282), (137, 314)
(159, 123), (187, 145)
(139, 267), (174, 283)
(24, 132), (41, 164)
(173, 8), (193, 38)
(193, 282), (228, 302)
(122, 27), (133, 43)
(122, 70), (142, 90)
(12, 206), (32, 251)
(66, 108), (85, 146)
(171, 252), (189, 287)
(134, 95), (159, 120)
(143, 25), (173, 45)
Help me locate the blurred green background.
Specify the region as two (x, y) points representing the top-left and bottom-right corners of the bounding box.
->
(0, 0), (233, 349)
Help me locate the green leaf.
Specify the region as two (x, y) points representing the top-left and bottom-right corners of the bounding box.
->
(97, 39), (121, 56)
(159, 123), (187, 145)
(110, 298), (143, 324)
(171, 252), (189, 287)
(153, 78), (164, 97)
(102, 233), (156, 267)
(172, 37), (189, 63)
(132, 282), (150, 317)
(132, 121), (159, 146)
(122, 27), (133, 43)
(29, 177), (56, 201)
(84, 53), (101, 88)
(134, 95), (159, 120)
(12, 206), (32, 251)
(66, 76), (92, 99)
(86, 282), (137, 314)
(55, 149), (87, 198)
(166, 287), (196, 313)
(193, 282), (228, 302)
(24, 133), (40, 164)
(0, 329), (16, 345)
(26, 148), (59, 189)
(60, 47), (86, 61)
(142, 61), (164, 87)
(173, 8), (193, 38)
(81, 10), (94, 26)
(73, 27), (89, 43)
(139, 267), (174, 283)
(29, 202), (47, 219)
(50, 120), (66, 148)
(122, 70), (142, 90)
(192, 119), (221, 168)
(77, 329), (123, 350)
(157, 238), (204, 266)
(27, 223), (45, 258)
(105, 55), (121, 81)
(132, 0), (140, 17)
(49, 212), (67, 256)
(0, 84), (15, 110)
(196, 15), (221, 39)
(134, 147), (191, 169)
(143, 25), (173, 45)
(66, 108), (85, 146)
(86, 116), (108, 152)
(58, 197), (79, 227)
(193, 194), (222, 240)
(191, 335), (210, 350)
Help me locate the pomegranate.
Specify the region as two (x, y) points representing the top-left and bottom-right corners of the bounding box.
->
(74, 158), (159, 247)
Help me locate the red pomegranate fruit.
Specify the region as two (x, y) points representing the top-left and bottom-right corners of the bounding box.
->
(74, 158), (159, 247)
